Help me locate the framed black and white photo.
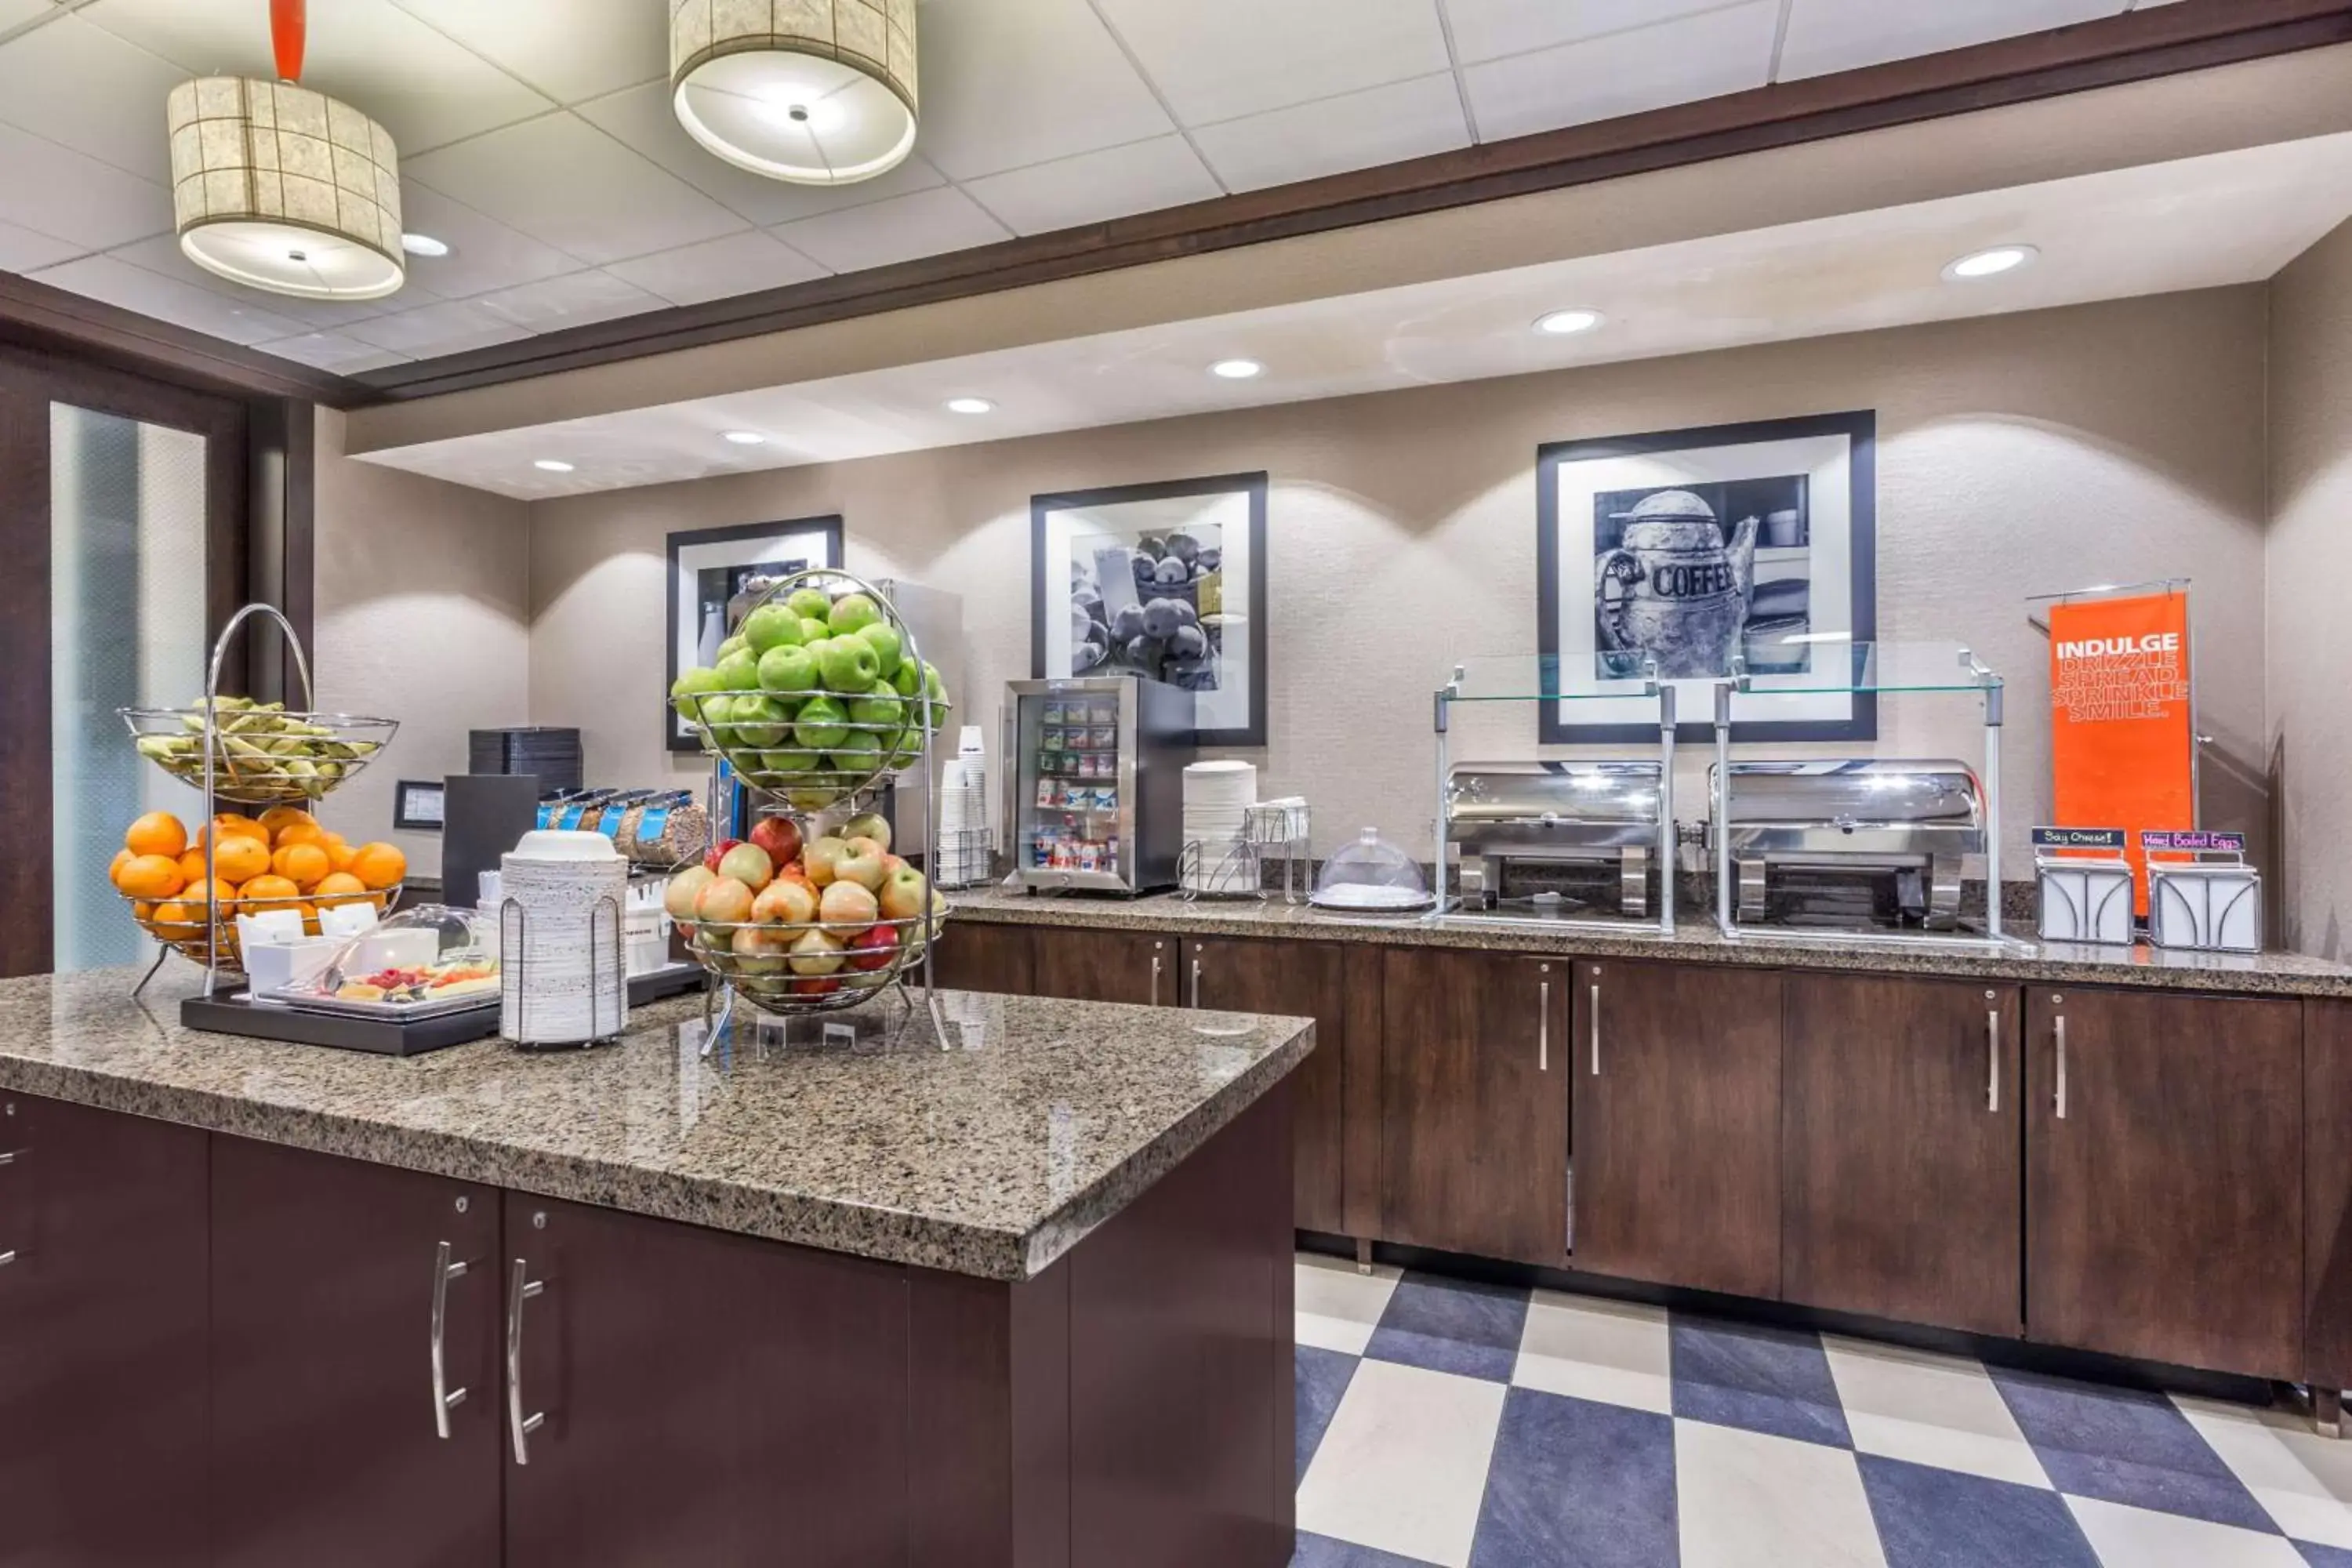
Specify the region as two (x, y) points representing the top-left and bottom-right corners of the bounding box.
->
(1537, 412), (1877, 744)
(1031, 472), (1269, 746)
(665, 515), (844, 753)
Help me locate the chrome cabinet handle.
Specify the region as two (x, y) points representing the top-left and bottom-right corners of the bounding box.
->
(506, 1258), (546, 1465)
(2053, 1013), (2067, 1120)
(1589, 983), (1602, 1076)
(1538, 979), (1550, 1073)
(0, 1250), (14, 1269)
(1190, 955), (1202, 1008)
(1986, 1011), (2000, 1113)
(430, 1241), (469, 1440)
(1149, 943), (1163, 1006)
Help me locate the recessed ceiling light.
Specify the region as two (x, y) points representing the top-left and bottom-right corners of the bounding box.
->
(1535, 309), (1603, 336)
(533, 459), (574, 473)
(401, 233), (449, 258)
(945, 397), (994, 415)
(1944, 245), (2037, 281)
(721, 430), (766, 445)
(1210, 358), (1263, 379)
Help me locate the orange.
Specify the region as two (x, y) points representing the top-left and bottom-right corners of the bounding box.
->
(108, 848), (135, 889)
(298, 902), (321, 935)
(321, 833), (355, 874)
(237, 874), (301, 905)
(208, 835), (272, 885)
(124, 811), (187, 859)
(116, 854), (186, 901)
(350, 842), (407, 891)
(311, 870), (368, 908)
(176, 849), (207, 885)
(132, 899), (156, 922)
(272, 841), (330, 889)
(257, 805), (314, 837)
(194, 819), (267, 853)
(151, 901), (202, 936)
(272, 820), (326, 850)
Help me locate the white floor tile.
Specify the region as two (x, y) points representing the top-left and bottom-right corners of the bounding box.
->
(1675, 1419), (1889, 1568)
(1823, 1334), (2053, 1490)
(1295, 1254), (1401, 1357)
(1512, 1288), (1674, 1414)
(2064, 1494), (2308, 1567)
(2173, 1394), (2352, 1548)
(1296, 1358), (1506, 1568)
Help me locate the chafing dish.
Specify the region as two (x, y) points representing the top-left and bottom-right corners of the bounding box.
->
(1445, 760), (1664, 916)
(1707, 759), (1984, 930)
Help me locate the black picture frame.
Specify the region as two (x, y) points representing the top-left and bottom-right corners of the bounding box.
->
(391, 779), (445, 832)
(1536, 412), (1877, 745)
(1029, 471), (1269, 747)
(663, 515), (844, 754)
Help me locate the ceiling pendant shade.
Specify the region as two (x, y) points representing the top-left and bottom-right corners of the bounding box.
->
(670, 0), (919, 187)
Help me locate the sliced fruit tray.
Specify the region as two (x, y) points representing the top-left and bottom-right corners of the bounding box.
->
(122, 699), (397, 807)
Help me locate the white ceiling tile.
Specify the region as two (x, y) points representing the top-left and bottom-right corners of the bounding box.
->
(388, 0), (665, 104)
(1777, 0), (2122, 82)
(1093, 0), (1450, 125)
(0, 1), (60, 34)
(1191, 72), (1469, 194)
(913, 0), (1174, 180)
(604, 230), (829, 306)
(406, 112), (750, 265)
(1464, 0), (1779, 141)
(963, 135), (1222, 234)
(101, 231), (423, 330)
(574, 78), (947, 227)
(28, 253), (305, 343)
(472, 268), (662, 332)
(0, 15), (187, 184)
(0, 121), (170, 248)
(771, 184), (1012, 274)
(1439, 0), (1740, 65)
(80, 0), (555, 154)
(393, 183), (581, 299)
(0, 216), (83, 271)
(345, 298), (533, 357)
(254, 330), (415, 374)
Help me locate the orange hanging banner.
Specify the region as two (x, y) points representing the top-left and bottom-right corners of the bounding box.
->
(2046, 590), (2194, 915)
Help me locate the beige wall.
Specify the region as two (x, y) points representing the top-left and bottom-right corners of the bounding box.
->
(525, 289), (2270, 879)
(2270, 218), (2352, 960)
(312, 408), (532, 879)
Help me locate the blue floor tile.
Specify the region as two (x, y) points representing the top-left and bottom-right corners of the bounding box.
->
(2300, 1544), (2352, 1567)
(1298, 1345), (1358, 1483)
(1363, 1271), (1530, 1384)
(1988, 1367), (2275, 1534)
(1860, 1453), (2102, 1568)
(1671, 1313), (1853, 1448)
(1291, 1530), (1443, 1566)
(1469, 1387), (1678, 1568)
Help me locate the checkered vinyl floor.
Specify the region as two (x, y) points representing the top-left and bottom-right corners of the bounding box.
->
(1290, 1254), (2352, 1568)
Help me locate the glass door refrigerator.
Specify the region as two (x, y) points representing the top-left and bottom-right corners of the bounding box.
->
(1001, 675), (1194, 894)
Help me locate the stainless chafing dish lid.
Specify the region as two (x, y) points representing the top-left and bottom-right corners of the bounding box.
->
(1447, 760), (1663, 826)
(1708, 759), (1984, 827)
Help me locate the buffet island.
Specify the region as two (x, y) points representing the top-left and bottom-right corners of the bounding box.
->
(0, 969), (1312, 1566)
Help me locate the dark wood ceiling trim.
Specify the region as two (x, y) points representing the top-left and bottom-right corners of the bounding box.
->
(0, 269), (362, 407)
(339, 0), (2351, 404)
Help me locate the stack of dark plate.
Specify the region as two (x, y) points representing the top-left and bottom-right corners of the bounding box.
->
(468, 727), (583, 793)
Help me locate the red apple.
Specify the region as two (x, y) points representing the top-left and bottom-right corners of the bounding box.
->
(752, 877), (818, 926)
(787, 927), (844, 975)
(664, 866), (714, 924)
(845, 924), (898, 972)
(695, 876), (754, 925)
(840, 811), (891, 853)
(730, 924), (787, 975)
(702, 837), (742, 874)
(716, 842), (773, 891)
(819, 879), (878, 935)
(790, 975), (841, 996)
(835, 837), (887, 891)
(878, 864), (929, 923)
(803, 835), (850, 887)
(748, 814), (802, 867)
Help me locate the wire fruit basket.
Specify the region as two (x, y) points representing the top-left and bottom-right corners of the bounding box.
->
(120, 883), (401, 967)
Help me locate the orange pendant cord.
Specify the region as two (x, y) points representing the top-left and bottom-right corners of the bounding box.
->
(270, 0), (306, 82)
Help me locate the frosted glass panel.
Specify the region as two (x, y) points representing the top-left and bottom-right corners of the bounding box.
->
(50, 405), (209, 973)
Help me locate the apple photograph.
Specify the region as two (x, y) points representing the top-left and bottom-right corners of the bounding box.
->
(1030, 472), (1269, 746)
(1537, 412), (1878, 745)
(665, 515), (844, 753)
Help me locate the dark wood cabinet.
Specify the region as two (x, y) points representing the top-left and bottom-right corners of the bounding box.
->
(1187, 936), (1348, 1234)
(928, 920), (1037, 996)
(2309, 1000), (2352, 1392)
(2026, 986), (2303, 1379)
(1573, 960), (1782, 1299)
(209, 1137), (503, 1568)
(1380, 948), (1570, 1268)
(502, 1192), (911, 1568)
(1781, 975), (2022, 1336)
(0, 1092), (209, 1567)
(1031, 924), (1181, 1005)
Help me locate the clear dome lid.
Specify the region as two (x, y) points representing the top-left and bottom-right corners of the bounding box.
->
(286, 904), (500, 1005)
(1310, 828), (1433, 912)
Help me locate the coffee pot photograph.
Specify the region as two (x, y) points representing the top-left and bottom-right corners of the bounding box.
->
(1595, 488), (1760, 679)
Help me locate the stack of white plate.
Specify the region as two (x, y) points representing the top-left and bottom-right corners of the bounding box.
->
(1184, 760), (1258, 894)
(498, 829), (627, 1047)
(937, 725), (991, 887)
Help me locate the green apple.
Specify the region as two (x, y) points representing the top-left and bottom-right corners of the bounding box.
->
(854, 620), (902, 678)
(848, 691), (902, 730)
(922, 662), (948, 728)
(882, 726), (922, 769)
(816, 637), (880, 693)
(829, 729), (883, 775)
(761, 746), (823, 778)
(798, 616), (829, 647)
(714, 647), (760, 692)
(888, 658), (922, 698)
(716, 633), (750, 662)
(700, 693), (735, 735)
(670, 665), (724, 720)
(757, 644), (818, 695)
(827, 592), (881, 636)
(794, 695), (849, 752)
(784, 587), (833, 622)
(729, 694), (789, 748)
(742, 603), (804, 655)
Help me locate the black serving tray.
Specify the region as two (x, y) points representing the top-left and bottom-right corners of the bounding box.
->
(180, 992), (499, 1057)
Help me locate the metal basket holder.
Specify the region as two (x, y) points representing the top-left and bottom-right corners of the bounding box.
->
(499, 895), (625, 1047)
(932, 826), (995, 891)
(124, 603), (401, 996)
(680, 567), (952, 1055)
(1179, 800), (1311, 904)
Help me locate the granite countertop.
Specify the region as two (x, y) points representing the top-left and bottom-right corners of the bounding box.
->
(0, 968), (1313, 1282)
(948, 885), (2352, 1000)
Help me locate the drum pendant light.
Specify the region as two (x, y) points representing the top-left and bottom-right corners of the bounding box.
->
(670, 0), (919, 187)
(165, 0), (405, 301)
